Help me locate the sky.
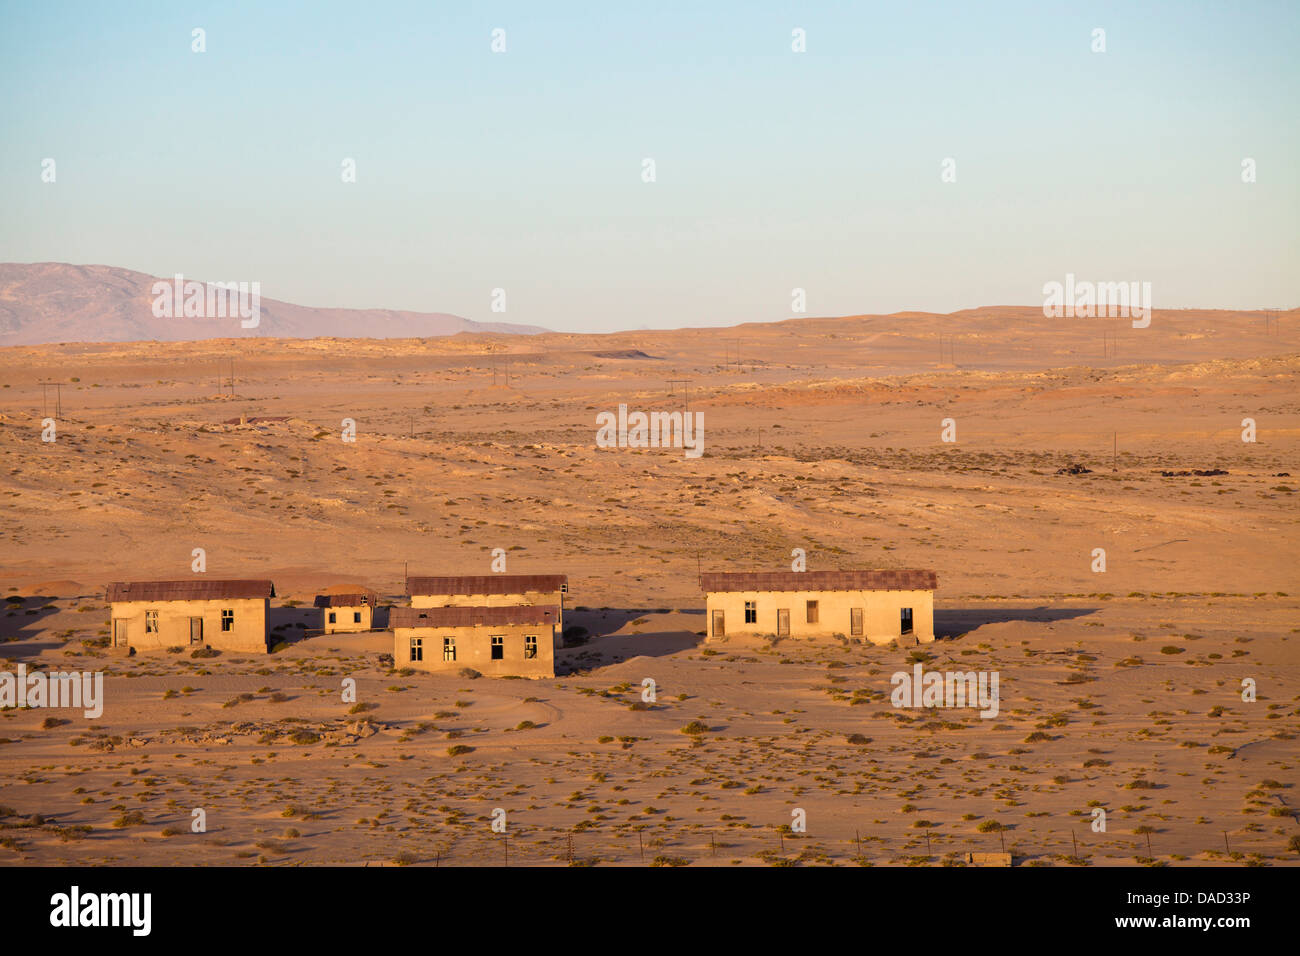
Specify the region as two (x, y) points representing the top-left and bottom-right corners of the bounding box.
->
(1, 1), (1296, 333)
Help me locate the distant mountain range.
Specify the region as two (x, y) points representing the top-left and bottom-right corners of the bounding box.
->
(0, 263), (548, 345)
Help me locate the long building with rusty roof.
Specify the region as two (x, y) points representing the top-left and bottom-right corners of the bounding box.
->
(405, 573), (569, 651)
(700, 569), (937, 645)
(105, 579), (275, 654)
(391, 604), (560, 678)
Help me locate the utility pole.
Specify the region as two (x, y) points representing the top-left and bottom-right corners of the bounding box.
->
(668, 379), (691, 408)
(38, 381), (63, 418)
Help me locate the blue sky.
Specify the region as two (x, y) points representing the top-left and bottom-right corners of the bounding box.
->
(1, 1), (1296, 332)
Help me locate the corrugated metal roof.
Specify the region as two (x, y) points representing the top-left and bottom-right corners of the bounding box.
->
(390, 605), (560, 629)
(699, 570), (938, 592)
(405, 574), (567, 597)
(314, 590), (378, 608)
(106, 580), (276, 602)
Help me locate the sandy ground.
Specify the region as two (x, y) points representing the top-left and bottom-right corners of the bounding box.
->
(0, 306), (1297, 866)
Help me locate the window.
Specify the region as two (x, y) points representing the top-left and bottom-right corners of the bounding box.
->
(491, 635), (504, 660)
(410, 637), (423, 662)
(806, 600), (819, 624)
(221, 609), (234, 632)
(353, 611), (362, 623)
(850, 608), (863, 636)
(524, 634), (537, 659)
(328, 611), (337, 624)
(900, 607), (914, 634)
(145, 609), (158, 633)
(443, 637), (456, 662)
(744, 600), (757, 624)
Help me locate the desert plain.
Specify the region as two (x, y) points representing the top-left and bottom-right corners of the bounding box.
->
(0, 306), (1297, 866)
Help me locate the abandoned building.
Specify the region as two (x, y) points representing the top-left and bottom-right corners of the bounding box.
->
(390, 604), (559, 678)
(699, 570), (937, 644)
(314, 588), (379, 633)
(405, 574), (568, 649)
(105, 579), (276, 653)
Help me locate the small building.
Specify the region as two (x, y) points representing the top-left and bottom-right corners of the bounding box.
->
(699, 569), (937, 644)
(390, 605), (559, 678)
(106, 579), (275, 653)
(314, 589), (379, 633)
(405, 574), (568, 648)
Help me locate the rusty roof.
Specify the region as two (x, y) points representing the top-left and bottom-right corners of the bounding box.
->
(106, 580), (276, 602)
(390, 605), (560, 629)
(314, 590), (379, 608)
(699, 570), (938, 592)
(405, 574), (567, 597)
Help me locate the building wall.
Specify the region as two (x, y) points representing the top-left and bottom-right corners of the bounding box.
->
(703, 588), (934, 644)
(409, 590), (565, 647)
(323, 604), (373, 634)
(109, 598), (270, 653)
(392, 623), (555, 678)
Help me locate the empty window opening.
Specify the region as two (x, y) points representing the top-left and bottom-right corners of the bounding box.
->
(328, 611), (337, 624)
(524, 635), (538, 659)
(900, 607), (914, 634)
(353, 611), (362, 624)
